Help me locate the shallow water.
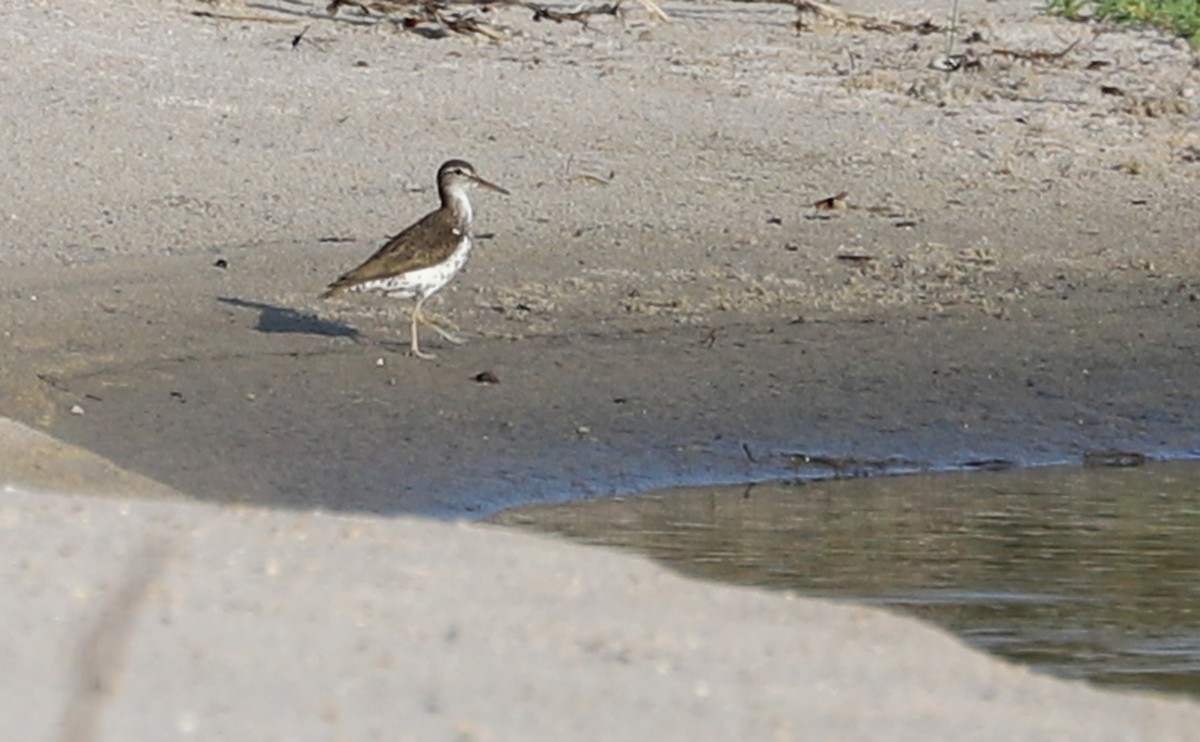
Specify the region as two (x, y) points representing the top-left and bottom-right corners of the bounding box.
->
(492, 461), (1200, 697)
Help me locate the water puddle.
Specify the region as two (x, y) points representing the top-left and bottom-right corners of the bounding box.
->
(491, 461), (1200, 697)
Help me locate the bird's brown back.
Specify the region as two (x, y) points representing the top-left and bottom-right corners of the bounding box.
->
(321, 208), (464, 298)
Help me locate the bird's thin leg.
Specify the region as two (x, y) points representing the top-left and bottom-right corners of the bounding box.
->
(417, 298), (466, 345)
(419, 315), (466, 345)
(410, 297), (436, 360)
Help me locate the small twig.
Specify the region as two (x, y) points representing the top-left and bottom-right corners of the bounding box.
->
(327, 0), (371, 15)
(415, 2), (506, 40)
(637, 0), (668, 23)
(945, 0), (960, 57)
(190, 9), (300, 23)
(988, 39), (1080, 62)
(812, 190), (849, 210)
(570, 171), (616, 186)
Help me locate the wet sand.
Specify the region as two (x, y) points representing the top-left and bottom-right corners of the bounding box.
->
(3, 0), (1200, 736)
(18, 262), (1200, 516)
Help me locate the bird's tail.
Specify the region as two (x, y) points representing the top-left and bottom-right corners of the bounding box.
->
(319, 283), (345, 300)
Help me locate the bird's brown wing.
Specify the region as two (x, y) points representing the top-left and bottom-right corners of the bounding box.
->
(321, 209), (463, 297)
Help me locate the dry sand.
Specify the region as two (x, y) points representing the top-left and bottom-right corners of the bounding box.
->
(4, 481), (1200, 741)
(2, 0), (1200, 737)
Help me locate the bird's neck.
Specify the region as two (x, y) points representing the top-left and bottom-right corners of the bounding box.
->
(441, 187), (473, 230)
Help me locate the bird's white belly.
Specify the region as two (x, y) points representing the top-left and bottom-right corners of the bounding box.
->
(355, 238), (472, 299)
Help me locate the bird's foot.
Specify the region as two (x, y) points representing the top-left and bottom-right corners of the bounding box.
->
(410, 344), (437, 361)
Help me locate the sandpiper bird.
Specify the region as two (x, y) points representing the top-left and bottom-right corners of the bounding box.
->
(321, 159), (509, 359)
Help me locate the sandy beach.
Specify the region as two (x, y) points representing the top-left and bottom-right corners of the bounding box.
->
(2, 0), (1200, 736)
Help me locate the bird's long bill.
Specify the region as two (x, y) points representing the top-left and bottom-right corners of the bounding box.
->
(471, 174), (510, 196)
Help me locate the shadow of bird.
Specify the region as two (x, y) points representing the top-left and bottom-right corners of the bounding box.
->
(217, 297), (360, 339)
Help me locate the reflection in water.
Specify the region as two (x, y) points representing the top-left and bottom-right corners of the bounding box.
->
(491, 462), (1200, 697)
